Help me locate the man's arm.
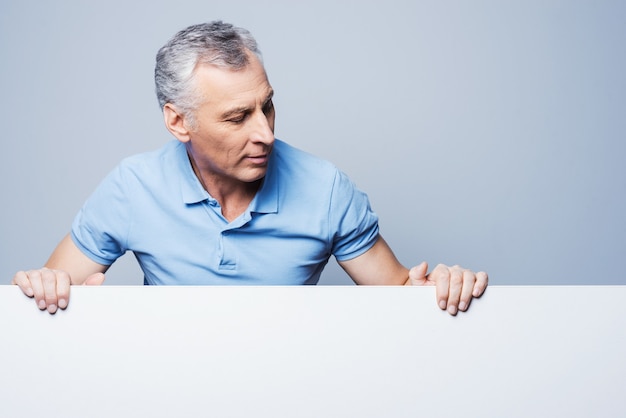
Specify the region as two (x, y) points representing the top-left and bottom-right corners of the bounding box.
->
(12, 233), (108, 314)
(338, 236), (409, 286)
(338, 235), (488, 315)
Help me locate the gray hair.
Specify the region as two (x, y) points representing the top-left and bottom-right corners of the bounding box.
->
(155, 21), (263, 125)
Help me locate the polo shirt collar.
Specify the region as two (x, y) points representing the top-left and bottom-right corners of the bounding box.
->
(177, 142), (211, 204)
(250, 148), (278, 214)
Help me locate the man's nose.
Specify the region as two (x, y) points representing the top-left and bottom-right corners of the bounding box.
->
(250, 111), (275, 145)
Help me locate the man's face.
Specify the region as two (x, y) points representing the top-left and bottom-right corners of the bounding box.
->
(185, 54), (275, 186)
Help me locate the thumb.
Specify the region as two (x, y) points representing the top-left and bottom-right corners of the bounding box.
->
(83, 272), (106, 286)
(407, 262), (428, 286)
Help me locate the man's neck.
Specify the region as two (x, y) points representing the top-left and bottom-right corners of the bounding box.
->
(187, 152), (261, 222)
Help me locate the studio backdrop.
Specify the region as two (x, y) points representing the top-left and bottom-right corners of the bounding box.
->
(1, 0), (624, 285)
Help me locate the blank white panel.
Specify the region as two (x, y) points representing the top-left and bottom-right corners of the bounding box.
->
(0, 285), (624, 417)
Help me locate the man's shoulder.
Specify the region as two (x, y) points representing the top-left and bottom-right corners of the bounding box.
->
(273, 139), (337, 178)
(99, 140), (187, 196)
(116, 140), (186, 181)
(117, 140), (184, 174)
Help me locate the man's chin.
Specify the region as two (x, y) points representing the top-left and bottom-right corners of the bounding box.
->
(241, 167), (268, 184)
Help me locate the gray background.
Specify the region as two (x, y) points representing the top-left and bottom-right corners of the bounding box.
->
(1, 0), (624, 286)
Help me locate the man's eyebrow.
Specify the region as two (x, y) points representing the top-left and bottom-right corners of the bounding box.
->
(263, 90), (274, 105)
(220, 90), (274, 120)
(221, 106), (250, 120)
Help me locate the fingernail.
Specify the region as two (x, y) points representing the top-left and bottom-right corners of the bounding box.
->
(439, 300), (447, 310)
(58, 299), (67, 309)
(47, 304), (57, 314)
(26, 288), (34, 297)
(38, 300), (46, 310)
(459, 301), (467, 311)
(448, 305), (458, 315)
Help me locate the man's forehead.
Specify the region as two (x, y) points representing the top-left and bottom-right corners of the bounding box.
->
(194, 60), (272, 107)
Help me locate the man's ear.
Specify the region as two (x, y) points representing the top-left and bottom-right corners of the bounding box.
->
(163, 103), (192, 143)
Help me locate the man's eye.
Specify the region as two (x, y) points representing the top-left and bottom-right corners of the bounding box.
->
(228, 115), (246, 124)
(263, 100), (274, 114)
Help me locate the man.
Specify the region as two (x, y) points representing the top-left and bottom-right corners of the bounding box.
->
(12, 21), (488, 315)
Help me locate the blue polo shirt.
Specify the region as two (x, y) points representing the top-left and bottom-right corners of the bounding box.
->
(71, 139), (379, 285)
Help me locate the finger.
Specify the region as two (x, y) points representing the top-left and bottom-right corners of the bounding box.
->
(458, 270), (476, 312)
(446, 266), (463, 315)
(473, 271), (489, 297)
(407, 262), (428, 286)
(26, 269), (47, 310)
(432, 264), (450, 311)
(41, 268), (60, 314)
(54, 270), (71, 310)
(84, 273), (106, 286)
(11, 271), (35, 297)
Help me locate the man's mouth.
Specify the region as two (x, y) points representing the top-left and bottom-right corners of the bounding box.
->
(247, 154), (268, 165)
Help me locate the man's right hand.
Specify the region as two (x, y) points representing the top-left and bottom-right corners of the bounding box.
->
(12, 268), (105, 314)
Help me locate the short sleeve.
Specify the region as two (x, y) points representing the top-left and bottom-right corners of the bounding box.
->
(329, 169), (379, 261)
(71, 164), (132, 265)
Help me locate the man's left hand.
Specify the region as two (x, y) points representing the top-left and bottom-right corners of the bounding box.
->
(406, 262), (488, 315)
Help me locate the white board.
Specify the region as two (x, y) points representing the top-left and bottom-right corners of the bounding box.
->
(0, 285), (624, 417)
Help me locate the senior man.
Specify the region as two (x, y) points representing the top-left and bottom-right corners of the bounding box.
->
(13, 21), (488, 315)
